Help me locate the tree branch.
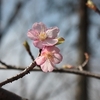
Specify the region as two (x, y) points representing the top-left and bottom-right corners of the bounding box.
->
(0, 61), (36, 87)
(0, 53), (100, 87)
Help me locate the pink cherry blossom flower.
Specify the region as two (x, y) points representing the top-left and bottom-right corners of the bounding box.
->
(27, 22), (59, 49)
(35, 46), (62, 72)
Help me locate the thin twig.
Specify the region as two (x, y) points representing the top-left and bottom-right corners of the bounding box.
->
(28, 50), (34, 61)
(77, 53), (89, 71)
(63, 53), (89, 70)
(23, 41), (34, 61)
(0, 61), (36, 87)
(86, 0), (100, 14)
(81, 53), (89, 67)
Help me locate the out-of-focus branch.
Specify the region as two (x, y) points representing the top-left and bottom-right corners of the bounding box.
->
(0, 1), (22, 42)
(0, 0), (2, 35)
(63, 53), (89, 71)
(0, 60), (17, 69)
(0, 88), (28, 100)
(0, 0), (29, 43)
(86, 0), (100, 14)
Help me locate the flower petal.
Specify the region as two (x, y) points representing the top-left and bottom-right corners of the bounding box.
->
(42, 39), (58, 46)
(52, 53), (63, 64)
(47, 62), (55, 72)
(44, 46), (60, 53)
(35, 56), (46, 65)
(33, 41), (44, 49)
(32, 22), (47, 33)
(27, 29), (39, 40)
(46, 27), (59, 38)
(41, 59), (54, 72)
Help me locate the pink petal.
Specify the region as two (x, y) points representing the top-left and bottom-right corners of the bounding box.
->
(32, 22), (47, 33)
(44, 46), (60, 53)
(46, 27), (59, 38)
(35, 56), (46, 65)
(52, 53), (63, 64)
(41, 60), (48, 72)
(41, 59), (54, 72)
(33, 41), (44, 49)
(48, 62), (55, 72)
(27, 29), (39, 40)
(42, 39), (58, 46)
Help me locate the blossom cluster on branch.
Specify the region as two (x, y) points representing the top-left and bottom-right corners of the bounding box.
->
(27, 22), (64, 72)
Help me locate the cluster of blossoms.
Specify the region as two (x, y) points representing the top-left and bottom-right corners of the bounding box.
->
(27, 22), (63, 72)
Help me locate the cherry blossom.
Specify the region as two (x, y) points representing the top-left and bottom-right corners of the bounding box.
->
(27, 22), (59, 49)
(35, 46), (62, 72)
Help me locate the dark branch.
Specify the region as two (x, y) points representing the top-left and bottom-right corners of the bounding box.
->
(0, 65), (100, 79)
(0, 61), (36, 87)
(0, 0), (29, 43)
(0, 88), (28, 100)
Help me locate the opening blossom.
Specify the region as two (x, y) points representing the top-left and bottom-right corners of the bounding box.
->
(27, 22), (59, 49)
(27, 22), (64, 72)
(35, 46), (62, 72)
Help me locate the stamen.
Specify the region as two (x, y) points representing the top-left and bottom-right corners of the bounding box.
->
(39, 32), (47, 41)
(42, 51), (53, 60)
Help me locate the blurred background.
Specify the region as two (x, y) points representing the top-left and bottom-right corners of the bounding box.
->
(0, 0), (100, 100)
